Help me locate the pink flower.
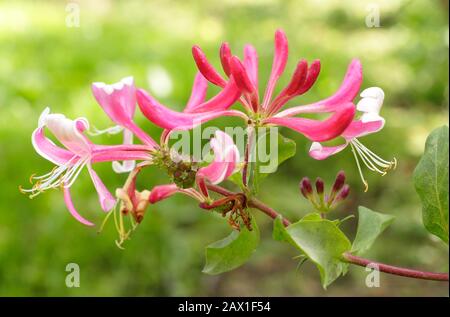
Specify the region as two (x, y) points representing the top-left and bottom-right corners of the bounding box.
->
(92, 76), (158, 173)
(22, 108), (153, 226)
(149, 130), (240, 203)
(136, 73), (246, 132)
(309, 87), (396, 191)
(189, 29), (361, 142)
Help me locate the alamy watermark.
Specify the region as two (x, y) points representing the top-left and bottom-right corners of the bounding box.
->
(65, 263), (80, 288)
(365, 3), (381, 28)
(168, 123), (280, 174)
(365, 263), (380, 287)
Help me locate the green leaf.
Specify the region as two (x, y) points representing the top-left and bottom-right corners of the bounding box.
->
(249, 129), (296, 193)
(203, 218), (260, 275)
(351, 206), (395, 255)
(413, 125), (449, 244)
(272, 216), (351, 288)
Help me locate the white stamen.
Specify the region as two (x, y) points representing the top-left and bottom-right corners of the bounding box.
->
(22, 156), (90, 197)
(349, 139), (397, 192)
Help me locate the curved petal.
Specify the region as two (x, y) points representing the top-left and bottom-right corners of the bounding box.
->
(309, 141), (349, 160)
(136, 88), (245, 130)
(341, 119), (385, 140)
(63, 186), (95, 226)
(39, 108), (92, 156)
(244, 44), (258, 87)
(274, 59), (362, 118)
(267, 59), (308, 115)
(265, 103), (356, 142)
(91, 150), (151, 163)
(91, 76), (136, 125)
(185, 77), (241, 113)
(262, 29), (289, 109)
(149, 184), (180, 203)
(32, 127), (74, 165)
(197, 131), (240, 184)
(184, 72), (209, 112)
(87, 163), (116, 212)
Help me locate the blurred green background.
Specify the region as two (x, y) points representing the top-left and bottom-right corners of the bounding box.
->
(0, 0), (448, 296)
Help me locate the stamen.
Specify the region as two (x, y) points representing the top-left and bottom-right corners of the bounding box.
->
(20, 156), (89, 198)
(349, 139), (397, 192)
(350, 143), (369, 192)
(353, 139), (397, 171)
(352, 142), (387, 175)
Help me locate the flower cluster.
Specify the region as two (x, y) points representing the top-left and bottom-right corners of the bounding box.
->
(22, 29), (395, 238)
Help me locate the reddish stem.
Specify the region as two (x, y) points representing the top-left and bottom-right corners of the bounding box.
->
(343, 253), (449, 282)
(206, 184), (449, 282)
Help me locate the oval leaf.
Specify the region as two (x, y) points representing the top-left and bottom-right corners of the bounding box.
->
(203, 218), (260, 275)
(351, 206), (395, 255)
(273, 216), (351, 288)
(413, 125), (449, 244)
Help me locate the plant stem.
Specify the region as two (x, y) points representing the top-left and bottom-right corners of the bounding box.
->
(206, 184), (449, 282)
(342, 252), (449, 282)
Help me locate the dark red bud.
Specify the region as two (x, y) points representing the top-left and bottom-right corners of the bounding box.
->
(335, 184), (350, 203)
(332, 170), (346, 193)
(300, 177), (313, 198)
(315, 177), (324, 195)
(297, 59), (321, 95)
(220, 42), (232, 76)
(192, 45), (226, 87)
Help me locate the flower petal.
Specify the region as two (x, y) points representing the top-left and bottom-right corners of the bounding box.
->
(32, 127), (74, 165)
(63, 186), (95, 226)
(265, 102), (356, 142)
(91, 76), (136, 125)
(262, 29), (289, 109)
(341, 119), (385, 140)
(136, 88), (245, 130)
(309, 142), (348, 160)
(185, 77), (241, 113)
(87, 163), (116, 212)
(197, 130), (240, 184)
(244, 44), (258, 87)
(230, 56), (256, 94)
(40, 109), (92, 156)
(220, 42), (232, 76)
(274, 59), (362, 118)
(149, 184), (180, 203)
(184, 72), (209, 112)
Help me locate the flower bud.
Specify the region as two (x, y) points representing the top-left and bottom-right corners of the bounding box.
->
(336, 184), (350, 201)
(300, 177), (313, 198)
(315, 177), (324, 195)
(220, 42), (232, 76)
(332, 170), (346, 193)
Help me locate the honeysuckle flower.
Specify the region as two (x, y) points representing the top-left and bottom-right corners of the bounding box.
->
(191, 29), (360, 143)
(149, 130), (240, 204)
(22, 108), (153, 226)
(92, 76), (158, 173)
(309, 87), (397, 191)
(136, 72), (247, 133)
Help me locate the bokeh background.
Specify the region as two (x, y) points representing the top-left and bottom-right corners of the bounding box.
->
(0, 0), (448, 296)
